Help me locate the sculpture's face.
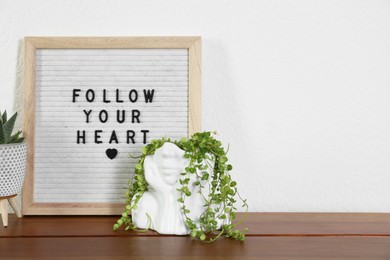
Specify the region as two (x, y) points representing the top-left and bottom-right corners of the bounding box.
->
(155, 143), (186, 186)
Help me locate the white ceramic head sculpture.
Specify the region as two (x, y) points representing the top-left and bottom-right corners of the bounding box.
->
(145, 142), (187, 189)
(132, 142), (189, 234)
(132, 142), (227, 235)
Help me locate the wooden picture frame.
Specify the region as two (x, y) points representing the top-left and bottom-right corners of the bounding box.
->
(22, 37), (201, 215)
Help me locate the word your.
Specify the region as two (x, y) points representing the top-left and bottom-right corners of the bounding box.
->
(83, 109), (141, 124)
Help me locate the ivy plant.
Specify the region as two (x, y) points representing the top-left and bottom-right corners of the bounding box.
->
(113, 131), (248, 242)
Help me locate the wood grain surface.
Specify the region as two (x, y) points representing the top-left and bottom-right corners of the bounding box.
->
(2, 237), (390, 259)
(1, 213), (390, 259)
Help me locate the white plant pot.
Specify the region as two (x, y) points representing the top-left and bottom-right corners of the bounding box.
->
(0, 143), (28, 197)
(132, 142), (229, 235)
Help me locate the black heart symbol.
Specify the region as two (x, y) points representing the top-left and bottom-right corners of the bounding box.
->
(106, 148), (118, 160)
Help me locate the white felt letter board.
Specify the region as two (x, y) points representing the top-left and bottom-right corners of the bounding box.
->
(22, 37), (201, 215)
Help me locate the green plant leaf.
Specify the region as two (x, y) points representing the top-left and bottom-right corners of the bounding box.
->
(13, 137), (24, 143)
(2, 110), (7, 123)
(3, 112), (17, 143)
(201, 173), (209, 181)
(10, 130), (22, 142)
(0, 124), (5, 144)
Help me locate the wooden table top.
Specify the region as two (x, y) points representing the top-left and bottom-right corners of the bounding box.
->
(1, 213), (390, 259)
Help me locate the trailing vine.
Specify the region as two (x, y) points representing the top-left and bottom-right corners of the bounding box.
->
(113, 131), (248, 242)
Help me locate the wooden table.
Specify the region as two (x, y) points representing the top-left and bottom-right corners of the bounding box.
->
(1, 213), (390, 259)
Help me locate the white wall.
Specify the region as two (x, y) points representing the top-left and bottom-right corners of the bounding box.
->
(1, 0), (390, 212)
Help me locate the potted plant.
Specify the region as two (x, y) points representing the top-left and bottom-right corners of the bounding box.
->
(114, 131), (248, 242)
(0, 111), (27, 227)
